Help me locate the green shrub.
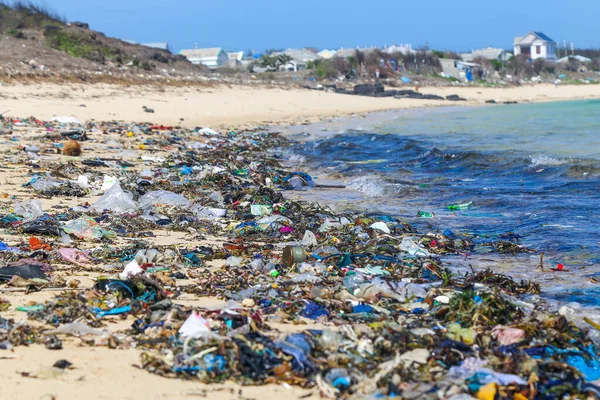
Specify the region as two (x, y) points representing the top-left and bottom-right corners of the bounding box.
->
(442, 75), (460, 83)
(489, 60), (503, 71)
(257, 72), (275, 80)
(46, 30), (95, 58)
(432, 50), (445, 58)
(7, 28), (25, 38)
(140, 60), (154, 71)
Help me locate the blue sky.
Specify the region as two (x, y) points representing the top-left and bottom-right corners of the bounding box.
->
(44, 0), (598, 53)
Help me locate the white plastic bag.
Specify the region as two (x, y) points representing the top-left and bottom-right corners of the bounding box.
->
(31, 175), (61, 192)
(75, 175), (89, 189)
(301, 230), (318, 247)
(139, 190), (190, 208)
(91, 183), (137, 214)
(46, 321), (107, 337)
(399, 238), (431, 257)
(14, 199), (44, 219)
(370, 221), (391, 234)
(119, 260), (144, 280)
(100, 175), (119, 192)
(192, 205), (227, 220)
(179, 312), (211, 338)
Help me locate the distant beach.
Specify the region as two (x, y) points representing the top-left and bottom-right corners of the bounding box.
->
(0, 82), (599, 128)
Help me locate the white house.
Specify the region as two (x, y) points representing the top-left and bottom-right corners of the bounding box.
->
(440, 59), (482, 82)
(557, 55), (591, 64)
(180, 48), (228, 69)
(461, 47), (511, 62)
(227, 51), (244, 66)
(272, 49), (318, 71)
(513, 32), (557, 61)
(334, 48), (360, 58)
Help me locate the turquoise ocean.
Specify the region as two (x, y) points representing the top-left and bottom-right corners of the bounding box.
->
(287, 99), (600, 312)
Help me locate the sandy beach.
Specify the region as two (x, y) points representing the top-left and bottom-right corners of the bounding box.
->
(0, 82), (598, 129)
(0, 114), (318, 400)
(1, 0), (599, 397)
(0, 81), (598, 400)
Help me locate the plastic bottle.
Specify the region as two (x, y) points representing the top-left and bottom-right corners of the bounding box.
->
(344, 273), (365, 294)
(262, 261), (277, 274)
(320, 329), (342, 349)
(226, 256), (243, 267)
(324, 368), (351, 390)
(447, 201), (473, 211)
(250, 259), (264, 270)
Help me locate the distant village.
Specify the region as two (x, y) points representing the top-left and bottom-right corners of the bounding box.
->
(131, 32), (599, 84)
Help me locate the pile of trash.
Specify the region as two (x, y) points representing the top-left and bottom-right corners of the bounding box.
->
(0, 115), (599, 399)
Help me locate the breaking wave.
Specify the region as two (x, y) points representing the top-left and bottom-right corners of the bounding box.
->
(529, 155), (566, 167)
(346, 175), (400, 198)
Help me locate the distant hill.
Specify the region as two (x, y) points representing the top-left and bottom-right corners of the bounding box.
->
(0, 1), (207, 83)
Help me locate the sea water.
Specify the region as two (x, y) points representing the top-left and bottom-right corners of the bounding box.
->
(286, 99), (600, 312)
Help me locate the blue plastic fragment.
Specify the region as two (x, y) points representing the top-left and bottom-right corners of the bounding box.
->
(353, 304), (375, 313)
(332, 376), (350, 389)
(22, 174), (40, 187)
(300, 301), (329, 319)
(283, 172), (314, 183)
(95, 305), (131, 318)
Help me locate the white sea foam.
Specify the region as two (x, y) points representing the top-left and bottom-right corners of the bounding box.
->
(346, 175), (400, 198)
(529, 155), (566, 166)
(287, 153), (306, 163)
(276, 148), (306, 165)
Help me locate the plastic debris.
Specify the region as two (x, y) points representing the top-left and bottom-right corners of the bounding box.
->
(59, 248), (91, 267)
(91, 183), (137, 214)
(139, 190), (191, 208)
(100, 175), (119, 191)
(46, 322), (107, 337)
(399, 237), (431, 256)
(250, 204), (273, 216)
(119, 260), (144, 280)
(63, 218), (115, 240)
(50, 116), (82, 124)
(491, 325), (526, 345)
(369, 221), (391, 234)
(178, 312), (210, 338)
(448, 201), (473, 211)
(0, 115), (594, 400)
(13, 199), (44, 219)
(399, 348), (430, 368)
(301, 230), (318, 247)
(0, 260), (49, 281)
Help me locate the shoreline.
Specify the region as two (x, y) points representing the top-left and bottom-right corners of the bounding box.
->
(0, 82), (598, 129)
